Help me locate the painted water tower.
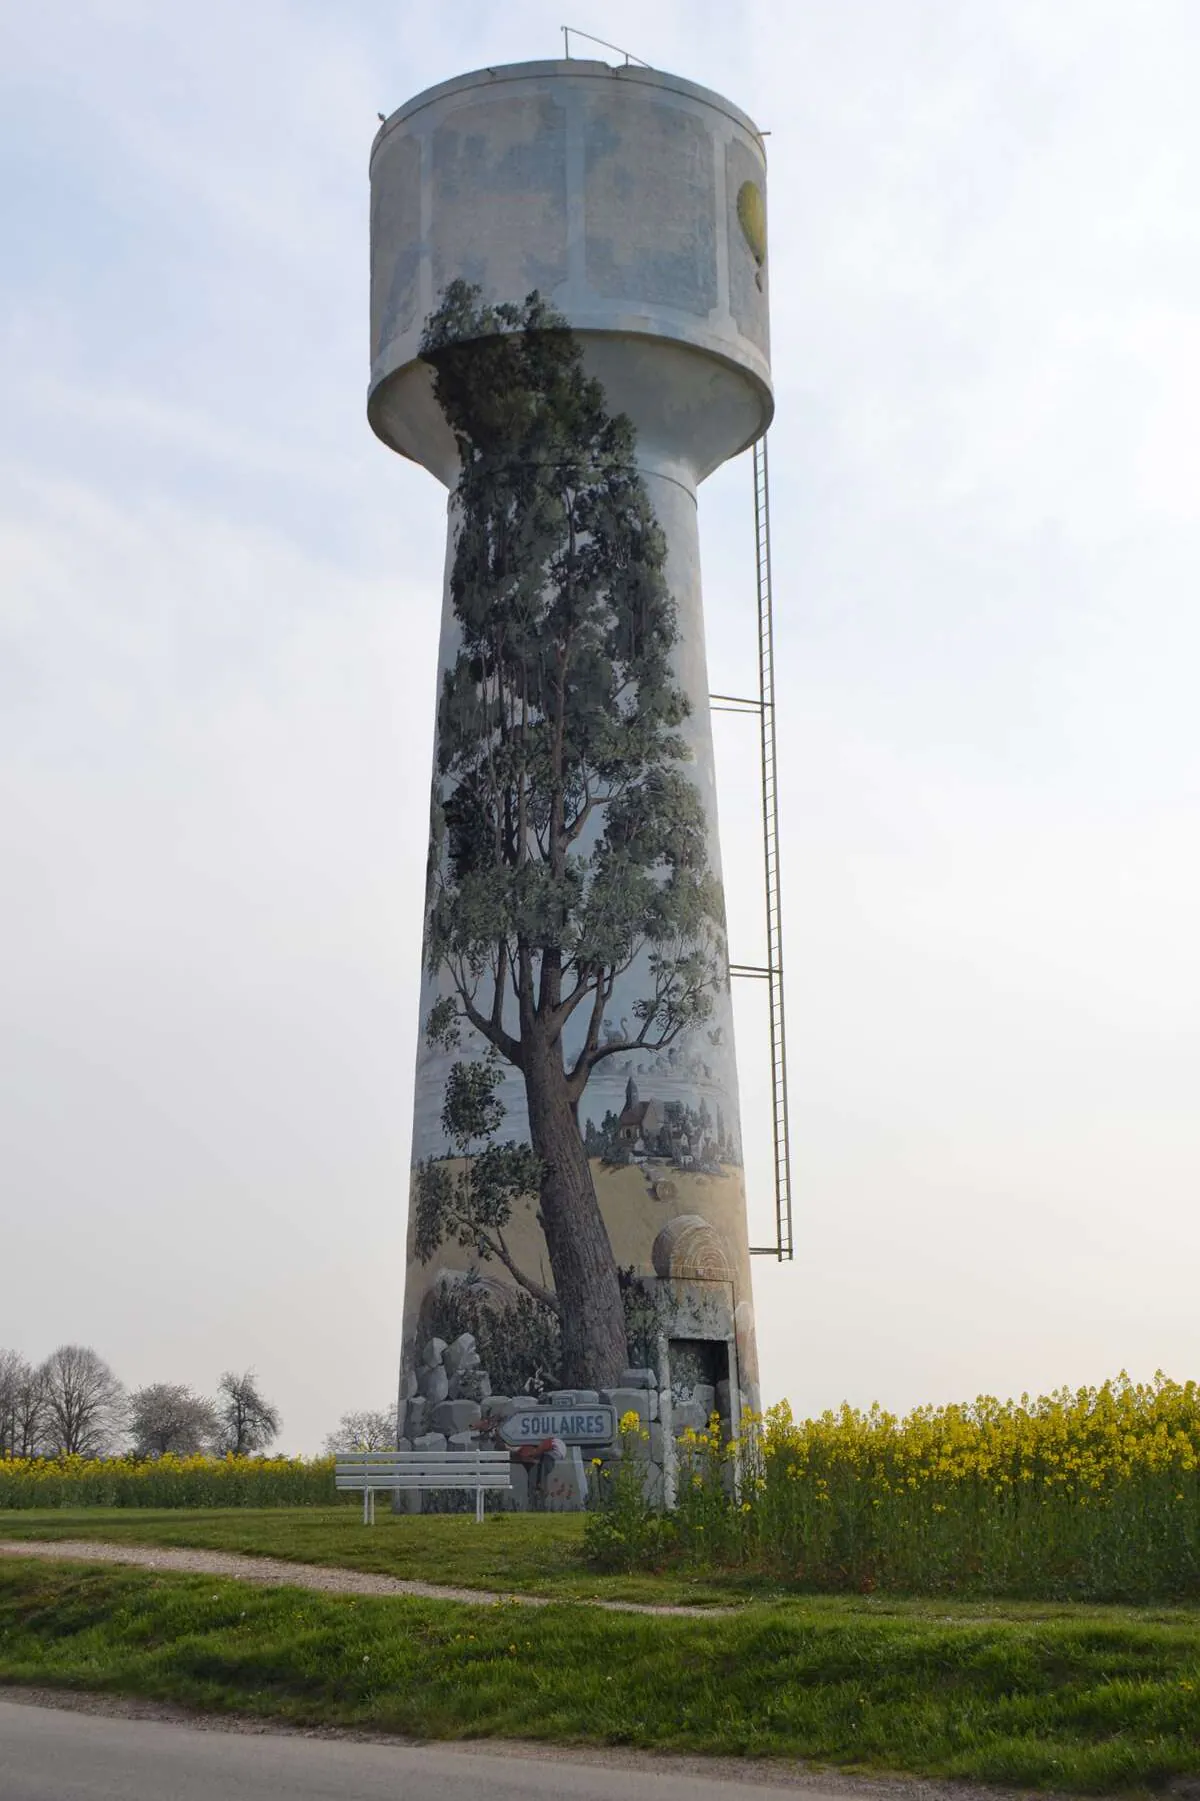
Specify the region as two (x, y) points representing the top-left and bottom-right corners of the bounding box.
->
(369, 58), (773, 1454)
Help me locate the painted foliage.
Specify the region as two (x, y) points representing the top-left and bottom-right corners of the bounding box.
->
(407, 282), (755, 1396)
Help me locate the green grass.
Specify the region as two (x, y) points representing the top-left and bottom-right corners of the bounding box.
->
(9, 1506), (1200, 1622)
(0, 1507), (767, 1606)
(2, 1556), (1200, 1791)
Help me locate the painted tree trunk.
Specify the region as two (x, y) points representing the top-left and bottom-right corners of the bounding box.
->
(522, 1034), (628, 1388)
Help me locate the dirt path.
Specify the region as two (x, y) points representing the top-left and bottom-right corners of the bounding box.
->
(0, 1538), (734, 1617)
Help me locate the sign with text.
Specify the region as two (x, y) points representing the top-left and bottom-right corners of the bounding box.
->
(500, 1405), (616, 1447)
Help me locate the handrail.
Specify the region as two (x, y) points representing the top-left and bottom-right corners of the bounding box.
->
(561, 26), (652, 66)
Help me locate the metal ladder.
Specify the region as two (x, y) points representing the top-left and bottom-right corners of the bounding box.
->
(711, 434), (794, 1261)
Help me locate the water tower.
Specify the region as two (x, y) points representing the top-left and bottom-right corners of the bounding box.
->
(369, 56), (782, 1488)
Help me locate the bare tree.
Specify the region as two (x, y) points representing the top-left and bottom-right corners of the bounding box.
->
(321, 1408), (396, 1455)
(0, 1350), (42, 1458)
(0, 1350), (21, 1456)
(39, 1345), (126, 1456)
(10, 1358), (48, 1457)
(214, 1370), (280, 1456)
(128, 1383), (218, 1458)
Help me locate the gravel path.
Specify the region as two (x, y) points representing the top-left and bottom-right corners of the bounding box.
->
(0, 1539), (733, 1617)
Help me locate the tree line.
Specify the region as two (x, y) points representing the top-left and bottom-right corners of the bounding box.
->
(0, 1345), (280, 1459)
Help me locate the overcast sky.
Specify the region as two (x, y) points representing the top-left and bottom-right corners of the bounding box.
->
(3, 1), (1198, 1452)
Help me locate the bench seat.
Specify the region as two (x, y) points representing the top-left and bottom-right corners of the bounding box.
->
(334, 1449), (512, 1522)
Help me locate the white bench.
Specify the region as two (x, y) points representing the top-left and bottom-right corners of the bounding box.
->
(334, 1449), (513, 1523)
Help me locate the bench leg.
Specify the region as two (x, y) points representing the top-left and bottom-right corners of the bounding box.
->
(476, 1482), (484, 1524)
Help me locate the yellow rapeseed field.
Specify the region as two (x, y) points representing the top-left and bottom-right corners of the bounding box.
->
(7, 1374), (1200, 1600)
(662, 1373), (1200, 1599)
(0, 1452), (336, 1509)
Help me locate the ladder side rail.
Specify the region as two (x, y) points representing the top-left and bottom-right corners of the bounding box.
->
(753, 434), (794, 1261)
(711, 435), (794, 1262)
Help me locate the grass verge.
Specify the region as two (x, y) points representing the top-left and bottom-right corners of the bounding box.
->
(0, 1507), (756, 1606)
(10, 1508), (1200, 1625)
(2, 1557), (1200, 1791)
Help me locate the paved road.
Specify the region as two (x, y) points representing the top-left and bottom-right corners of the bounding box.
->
(0, 1697), (839, 1799)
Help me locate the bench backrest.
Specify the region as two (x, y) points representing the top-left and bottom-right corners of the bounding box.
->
(335, 1451), (511, 1469)
(335, 1450), (511, 1487)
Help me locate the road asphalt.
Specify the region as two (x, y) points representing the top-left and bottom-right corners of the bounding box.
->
(0, 1696), (854, 1800)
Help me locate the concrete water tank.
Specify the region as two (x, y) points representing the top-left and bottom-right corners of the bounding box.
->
(369, 59), (771, 1452)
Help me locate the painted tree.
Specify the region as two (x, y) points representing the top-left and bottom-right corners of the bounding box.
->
(417, 282), (726, 1388)
(414, 1053), (551, 1307)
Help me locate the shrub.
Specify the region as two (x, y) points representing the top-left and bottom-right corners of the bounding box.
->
(423, 1280), (560, 1397)
(584, 1411), (673, 1568)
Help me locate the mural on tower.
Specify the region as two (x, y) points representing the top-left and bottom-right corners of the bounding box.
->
(369, 62), (776, 1459)
(405, 280), (757, 1400)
